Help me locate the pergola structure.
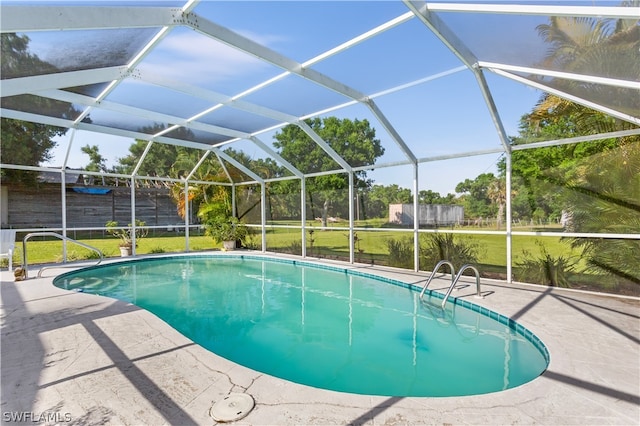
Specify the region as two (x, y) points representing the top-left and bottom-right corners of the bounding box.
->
(1, 1), (639, 280)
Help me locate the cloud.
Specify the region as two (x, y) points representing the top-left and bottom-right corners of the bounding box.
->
(139, 30), (283, 87)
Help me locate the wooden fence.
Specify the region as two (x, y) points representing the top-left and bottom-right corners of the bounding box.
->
(3, 184), (183, 228)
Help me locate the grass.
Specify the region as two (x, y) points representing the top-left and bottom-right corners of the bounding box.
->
(6, 222), (634, 296)
(8, 223), (580, 267)
(12, 234), (218, 265)
(261, 226), (580, 265)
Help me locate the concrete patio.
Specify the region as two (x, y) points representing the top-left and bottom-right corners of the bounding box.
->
(1, 255), (638, 425)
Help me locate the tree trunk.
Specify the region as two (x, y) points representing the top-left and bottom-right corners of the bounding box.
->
(322, 199), (329, 228)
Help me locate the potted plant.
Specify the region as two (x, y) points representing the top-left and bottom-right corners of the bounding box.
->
(204, 215), (248, 250)
(106, 219), (148, 257)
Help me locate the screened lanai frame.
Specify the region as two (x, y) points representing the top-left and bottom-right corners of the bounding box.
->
(1, 1), (639, 283)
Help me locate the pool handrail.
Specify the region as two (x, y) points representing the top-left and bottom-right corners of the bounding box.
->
(419, 260), (456, 300)
(21, 232), (103, 279)
(440, 264), (483, 309)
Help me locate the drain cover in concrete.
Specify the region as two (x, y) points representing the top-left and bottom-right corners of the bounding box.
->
(210, 393), (255, 422)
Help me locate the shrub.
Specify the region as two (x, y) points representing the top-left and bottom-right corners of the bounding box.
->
(105, 219), (148, 248)
(241, 232), (259, 250)
(514, 241), (575, 287)
(386, 237), (414, 269)
(285, 240), (302, 255)
(55, 249), (102, 262)
(203, 216), (248, 244)
(419, 233), (479, 273)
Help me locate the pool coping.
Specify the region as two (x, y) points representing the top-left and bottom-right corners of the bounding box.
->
(2, 251), (639, 425)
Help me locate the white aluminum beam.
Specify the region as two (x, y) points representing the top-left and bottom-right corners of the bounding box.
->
(187, 12), (412, 167)
(511, 129), (640, 151)
(0, 109), (76, 129)
(131, 141), (154, 177)
(404, 0), (478, 69)
(38, 88), (247, 140)
(513, 231), (640, 240)
(424, 3), (640, 19)
(478, 61), (640, 90)
(190, 14), (366, 102)
(69, 1), (194, 132)
(302, 12), (415, 66)
(370, 66), (468, 99)
(365, 99), (417, 164)
(140, 70), (298, 124)
(185, 150), (212, 181)
(490, 68), (640, 125)
(348, 172), (354, 264)
(2, 105), (505, 170)
(250, 137), (304, 179)
(184, 182), (190, 252)
(138, 70), (355, 175)
(62, 128), (76, 169)
(140, 71), (348, 173)
(473, 69), (512, 152)
(1, 67), (129, 97)
(1, 103), (342, 177)
(210, 148), (265, 184)
(301, 178), (307, 258)
(413, 164), (419, 271)
(417, 147), (504, 163)
(297, 121), (352, 172)
(304, 169), (349, 179)
(72, 26), (174, 124)
(263, 175), (299, 184)
(0, 6), (180, 32)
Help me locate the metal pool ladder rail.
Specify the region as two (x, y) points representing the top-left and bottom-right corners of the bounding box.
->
(440, 264), (483, 309)
(21, 232), (104, 279)
(419, 260), (456, 300)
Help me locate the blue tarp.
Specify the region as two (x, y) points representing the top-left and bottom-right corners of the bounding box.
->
(71, 187), (111, 195)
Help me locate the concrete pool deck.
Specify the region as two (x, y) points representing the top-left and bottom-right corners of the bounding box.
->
(1, 253), (639, 425)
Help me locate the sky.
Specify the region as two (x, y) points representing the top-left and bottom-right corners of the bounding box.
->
(39, 0), (547, 195)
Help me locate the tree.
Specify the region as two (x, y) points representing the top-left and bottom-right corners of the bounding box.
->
(364, 184), (412, 219)
(1, 33), (57, 78)
(564, 142), (639, 284)
(168, 151), (229, 221)
(505, 7), (640, 286)
(81, 144), (107, 185)
(498, 4), (639, 223)
(1, 119), (66, 184)
(273, 117), (385, 226)
(534, 9), (639, 118)
(1, 34), (76, 184)
(167, 146), (274, 224)
(115, 125), (202, 181)
(487, 178), (507, 228)
(418, 190), (456, 205)
(455, 173), (496, 220)
(116, 139), (179, 178)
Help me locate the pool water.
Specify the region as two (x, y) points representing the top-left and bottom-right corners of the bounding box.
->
(54, 256), (549, 397)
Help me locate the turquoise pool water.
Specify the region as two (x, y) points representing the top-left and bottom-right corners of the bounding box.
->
(53, 255), (549, 397)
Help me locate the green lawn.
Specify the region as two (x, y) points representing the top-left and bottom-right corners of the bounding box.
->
(7, 224), (634, 296)
(9, 224), (579, 268)
(260, 225), (580, 265)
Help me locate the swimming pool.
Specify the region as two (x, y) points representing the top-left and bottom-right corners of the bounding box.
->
(53, 255), (549, 397)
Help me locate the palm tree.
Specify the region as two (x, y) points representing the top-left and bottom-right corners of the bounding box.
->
(487, 177), (507, 229)
(564, 142), (640, 284)
(523, 5), (640, 287)
(532, 4), (640, 122)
